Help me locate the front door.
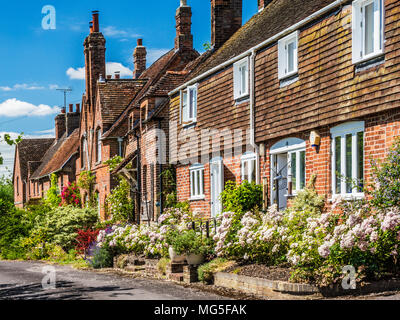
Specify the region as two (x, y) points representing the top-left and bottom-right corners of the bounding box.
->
(271, 153), (288, 210)
(210, 158), (224, 218)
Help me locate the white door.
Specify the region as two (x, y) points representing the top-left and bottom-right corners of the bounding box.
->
(210, 158), (224, 218)
(271, 153), (288, 210)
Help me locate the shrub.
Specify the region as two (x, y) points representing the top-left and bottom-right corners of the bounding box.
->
(167, 230), (211, 256)
(45, 174), (61, 208)
(89, 246), (113, 269)
(75, 228), (100, 256)
(198, 258), (235, 284)
(105, 179), (134, 223)
(157, 258), (171, 275)
(220, 180), (262, 214)
(60, 182), (82, 207)
(32, 206), (98, 251)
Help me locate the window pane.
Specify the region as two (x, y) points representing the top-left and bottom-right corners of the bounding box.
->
(182, 92), (188, 121)
(346, 134), (353, 193)
(358, 132), (364, 192)
(365, 2), (375, 55)
(300, 151), (306, 189)
(243, 161), (249, 182)
(196, 170), (200, 196)
(335, 136), (341, 194)
(241, 65), (246, 94)
(287, 41), (295, 73)
(250, 160), (256, 183)
(191, 171), (195, 196)
(291, 152), (297, 190)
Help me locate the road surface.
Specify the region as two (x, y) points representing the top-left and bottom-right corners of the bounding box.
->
(0, 260), (227, 300)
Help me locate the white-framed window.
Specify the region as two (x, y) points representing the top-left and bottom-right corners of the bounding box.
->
(233, 57), (249, 100)
(96, 129), (102, 163)
(352, 0), (384, 64)
(288, 148), (306, 194)
(331, 121), (365, 199)
(241, 153), (256, 183)
(81, 137), (88, 168)
(190, 164), (205, 200)
(278, 31), (299, 79)
(181, 84), (198, 125)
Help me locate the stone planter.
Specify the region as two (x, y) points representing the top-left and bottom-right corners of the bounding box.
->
(169, 247), (186, 263)
(186, 253), (204, 266)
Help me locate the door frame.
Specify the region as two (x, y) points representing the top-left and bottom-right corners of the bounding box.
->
(210, 157), (224, 218)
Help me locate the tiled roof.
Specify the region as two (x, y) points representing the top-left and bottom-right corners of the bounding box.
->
(102, 49), (192, 138)
(187, 0), (336, 81)
(15, 138), (54, 181)
(98, 79), (146, 127)
(145, 71), (188, 97)
(31, 129), (80, 179)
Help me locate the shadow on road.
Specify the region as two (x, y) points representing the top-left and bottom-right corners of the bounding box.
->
(0, 281), (134, 300)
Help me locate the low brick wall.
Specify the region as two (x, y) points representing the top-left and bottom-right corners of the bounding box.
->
(215, 272), (400, 297)
(214, 272), (319, 297)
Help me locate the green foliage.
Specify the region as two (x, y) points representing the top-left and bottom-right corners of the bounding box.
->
(370, 138), (400, 208)
(78, 171), (96, 206)
(104, 155), (124, 172)
(45, 174), (61, 207)
(197, 258), (234, 284)
(0, 134), (22, 165)
(220, 180), (263, 214)
(31, 206), (98, 251)
(157, 258), (170, 275)
(167, 230), (211, 256)
(89, 247), (113, 269)
(203, 41), (212, 51)
(105, 179), (134, 223)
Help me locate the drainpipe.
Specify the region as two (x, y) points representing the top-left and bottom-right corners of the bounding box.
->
(158, 119), (163, 216)
(249, 49), (260, 184)
(135, 131), (141, 225)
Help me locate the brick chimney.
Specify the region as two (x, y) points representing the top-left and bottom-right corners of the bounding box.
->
(84, 10), (106, 109)
(175, 0), (193, 51)
(134, 39), (147, 79)
(66, 104), (81, 136)
(258, 0), (272, 11)
(55, 108), (66, 140)
(211, 0), (242, 50)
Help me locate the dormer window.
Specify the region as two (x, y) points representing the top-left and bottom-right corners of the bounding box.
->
(181, 84), (198, 125)
(278, 31), (299, 79)
(352, 0), (384, 64)
(233, 58), (249, 100)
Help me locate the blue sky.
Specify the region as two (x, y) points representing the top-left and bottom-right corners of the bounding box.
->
(0, 0), (258, 176)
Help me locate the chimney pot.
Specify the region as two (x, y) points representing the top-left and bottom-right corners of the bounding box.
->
(175, 1), (193, 51)
(92, 11), (99, 32)
(133, 40), (147, 79)
(89, 21), (93, 33)
(107, 75), (112, 79)
(69, 104), (73, 113)
(61, 107), (66, 114)
(137, 38), (143, 46)
(76, 104), (80, 113)
(115, 72), (120, 79)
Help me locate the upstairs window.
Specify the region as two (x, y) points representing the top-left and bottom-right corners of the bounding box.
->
(81, 137), (88, 168)
(352, 0), (384, 64)
(190, 164), (205, 200)
(278, 31), (299, 79)
(181, 85), (198, 125)
(331, 122), (365, 198)
(233, 58), (249, 100)
(241, 153), (256, 183)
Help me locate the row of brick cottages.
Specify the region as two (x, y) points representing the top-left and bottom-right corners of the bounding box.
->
(13, 0), (400, 224)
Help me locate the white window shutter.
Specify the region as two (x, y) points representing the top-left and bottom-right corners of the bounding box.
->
(181, 90), (188, 123)
(352, 1), (362, 64)
(278, 38), (286, 79)
(233, 63), (240, 100)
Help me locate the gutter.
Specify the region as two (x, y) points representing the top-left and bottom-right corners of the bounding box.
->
(168, 0), (348, 96)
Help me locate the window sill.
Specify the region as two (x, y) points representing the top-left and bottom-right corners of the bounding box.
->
(190, 196), (205, 201)
(328, 193), (365, 202)
(354, 51), (385, 66)
(234, 94), (249, 104)
(279, 73), (299, 88)
(182, 121), (197, 129)
(355, 54), (385, 73)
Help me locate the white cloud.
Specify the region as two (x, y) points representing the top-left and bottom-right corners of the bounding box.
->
(66, 62), (132, 80)
(147, 48), (170, 65)
(0, 84), (45, 92)
(0, 99), (60, 117)
(66, 67), (85, 80)
(49, 84), (59, 90)
(103, 26), (140, 39)
(34, 128), (55, 135)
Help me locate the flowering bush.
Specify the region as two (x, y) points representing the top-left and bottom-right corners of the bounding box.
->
(60, 182), (81, 207)
(105, 179), (134, 222)
(75, 228), (100, 256)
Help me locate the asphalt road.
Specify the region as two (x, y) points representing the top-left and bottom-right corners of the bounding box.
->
(0, 260), (227, 300)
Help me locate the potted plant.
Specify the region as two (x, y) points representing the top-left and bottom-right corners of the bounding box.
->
(169, 230), (209, 265)
(166, 231), (186, 263)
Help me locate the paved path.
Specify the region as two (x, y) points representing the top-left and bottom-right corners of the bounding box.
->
(0, 260), (227, 300)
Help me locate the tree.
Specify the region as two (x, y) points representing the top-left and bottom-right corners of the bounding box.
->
(0, 134), (22, 165)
